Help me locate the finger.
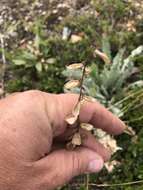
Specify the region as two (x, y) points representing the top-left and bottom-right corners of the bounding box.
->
(54, 128), (111, 162)
(80, 129), (111, 161)
(35, 148), (104, 189)
(44, 93), (126, 136)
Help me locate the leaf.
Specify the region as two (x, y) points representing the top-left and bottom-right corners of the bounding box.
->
(44, 64), (49, 71)
(112, 48), (125, 69)
(21, 51), (36, 60)
(94, 49), (111, 64)
(64, 80), (80, 90)
(131, 45), (143, 57)
(66, 63), (84, 70)
(128, 80), (143, 89)
(34, 33), (41, 50)
(109, 106), (124, 117)
(47, 58), (56, 64)
(80, 123), (94, 131)
(13, 59), (26, 65)
(72, 133), (82, 146)
(102, 34), (112, 61)
(35, 62), (42, 72)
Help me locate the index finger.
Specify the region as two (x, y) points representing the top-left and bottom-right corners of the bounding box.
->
(54, 93), (126, 135)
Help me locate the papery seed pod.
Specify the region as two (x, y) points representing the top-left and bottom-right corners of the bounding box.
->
(80, 123), (94, 131)
(64, 80), (80, 89)
(72, 132), (82, 146)
(65, 101), (82, 125)
(65, 114), (78, 125)
(94, 128), (122, 155)
(72, 102), (81, 117)
(94, 49), (111, 64)
(83, 96), (96, 103)
(66, 63), (84, 70)
(80, 98), (86, 104)
(104, 160), (121, 173)
(85, 67), (91, 75)
(124, 126), (136, 136)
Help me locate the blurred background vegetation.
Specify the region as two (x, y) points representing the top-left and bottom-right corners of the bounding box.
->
(0, 0), (143, 189)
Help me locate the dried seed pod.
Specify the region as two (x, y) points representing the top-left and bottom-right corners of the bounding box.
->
(85, 67), (91, 75)
(94, 129), (122, 155)
(80, 123), (94, 131)
(64, 80), (80, 90)
(124, 126), (136, 136)
(65, 114), (78, 125)
(66, 63), (84, 70)
(72, 132), (82, 146)
(65, 102), (82, 125)
(105, 160), (121, 173)
(94, 49), (111, 64)
(83, 96), (96, 103)
(72, 102), (81, 117)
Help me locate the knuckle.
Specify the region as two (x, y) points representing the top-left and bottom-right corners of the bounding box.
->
(10, 90), (45, 113)
(20, 90), (44, 105)
(70, 151), (82, 176)
(22, 90), (43, 99)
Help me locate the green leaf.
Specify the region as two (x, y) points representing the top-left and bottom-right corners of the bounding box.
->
(35, 62), (42, 72)
(34, 34), (41, 50)
(128, 80), (143, 89)
(13, 59), (26, 65)
(102, 34), (112, 61)
(112, 48), (125, 69)
(47, 58), (56, 64)
(131, 46), (143, 58)
(21, 51), (36, 61)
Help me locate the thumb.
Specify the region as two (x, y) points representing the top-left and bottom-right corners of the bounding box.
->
(36, 148), (104, 189)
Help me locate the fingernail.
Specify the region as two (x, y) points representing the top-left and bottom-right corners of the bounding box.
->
(87, 159), (103, 173)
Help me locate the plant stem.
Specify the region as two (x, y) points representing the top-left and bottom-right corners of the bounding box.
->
(121, 93), (143, 114)
(90, 180), (143, 187)
(108, 89), (143, 110)
(71, 180), (143, 188)
(75, 62), (87, 134)
(127, 115), (143, 123)
(0, 34), (6, 98)
(85, 174), (89, 190)
(78, 62), (87, 102)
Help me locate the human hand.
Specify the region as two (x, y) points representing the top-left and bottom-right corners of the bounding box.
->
(0, 90), (125, 190)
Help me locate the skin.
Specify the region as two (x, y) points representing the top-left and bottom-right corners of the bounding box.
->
(0, 90), (126, 190)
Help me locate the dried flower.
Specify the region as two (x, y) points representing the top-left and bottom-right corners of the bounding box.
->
(72, 132), (82, 146)
(66, 63), (84, 70)
(94, 49), (111, 64)
(64, 80), (80, 90)
(80, 123), (94, 131)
